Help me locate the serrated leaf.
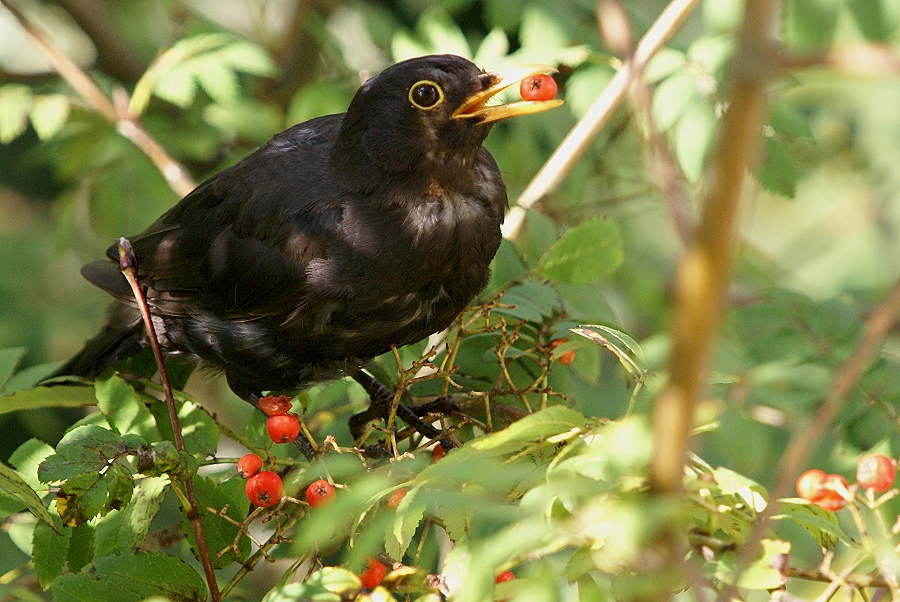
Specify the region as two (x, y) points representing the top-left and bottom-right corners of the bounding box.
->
(184, 476), (249, 568)
(472, 406), (587, 450)
(754, 135), (797, 198)
(385, 486), (426, 559)
(0, 385), (98, 415)
(151, 399), (218, 457)
(537, 216), (624, 284)
(38, 425), (125, 483)
(33, 515), (70, 589)
(30, 94), (70, 140)
(50, 552), (208, 602)
(0, 84), (33, 143)
(95, 376), (158, 440)
(0, 461), (56, 530)
(94, 476), (168, 556)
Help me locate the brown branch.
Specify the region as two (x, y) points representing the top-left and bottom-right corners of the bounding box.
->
(117, 239), (221, 602)
(649, 0), (779, 494)
(785, 43), (900, 77)
(0, 0), (196, 196)
(502, 0), (700, 240)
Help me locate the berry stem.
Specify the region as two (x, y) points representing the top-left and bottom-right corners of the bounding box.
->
(117, 239), (222, 602)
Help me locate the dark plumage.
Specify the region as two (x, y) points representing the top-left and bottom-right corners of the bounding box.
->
(55, 54), (561, 414)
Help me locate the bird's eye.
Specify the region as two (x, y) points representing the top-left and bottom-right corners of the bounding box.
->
(408, 81), (443, 110)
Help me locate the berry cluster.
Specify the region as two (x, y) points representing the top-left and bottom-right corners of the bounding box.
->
(235, 395), (306, 508)
(796, 453), (896, 511)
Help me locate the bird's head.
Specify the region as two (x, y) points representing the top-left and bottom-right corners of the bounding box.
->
(333, 54), (562, 192)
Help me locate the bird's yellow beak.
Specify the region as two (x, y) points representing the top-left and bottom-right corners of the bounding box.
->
(452, 65), (564, 124)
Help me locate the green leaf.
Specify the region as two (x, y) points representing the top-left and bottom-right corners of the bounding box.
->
(9, 439), (55, 490)
(773, 500), (850, 549)
(0, 461), (56, 531)
(537, 216), (624, 284)
(214, 41), (277, 76)
(473, 406), (587, 450)
(785, 0), (840, 50)
(262, 567), (359, 601)
(55, 472), (108, 527)
(755, 135), (797, 198)
(183, 476), (249, 568)
(0, 84), (33, 143)
(193, 56), (239, 105)
(0, 385), (97, 416)
(644, 48), (686, 83)
(67, 522), (95, 574)
(848, 0), (898, 40)
(30, 94), (70, 140)
(93, 476), (168, 557)
(38, 425), (125, 483)
(95, 376), (158, 441)
(653, 71), (698, 131)
(150, 399), (219, 457)
(675, 99), (718, 182)
(33, 515), (70, 589)
(564, 65), (616, 120)
(0, 347), (26, 391)
(152, 63), (197, 108)
(50, 552), (208, 602)
(385, 485), (426, 559)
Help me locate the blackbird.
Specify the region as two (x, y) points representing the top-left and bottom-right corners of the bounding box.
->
(54, 54), (561, 443)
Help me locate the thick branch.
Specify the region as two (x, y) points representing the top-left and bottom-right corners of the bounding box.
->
(649, 0), (779, 493)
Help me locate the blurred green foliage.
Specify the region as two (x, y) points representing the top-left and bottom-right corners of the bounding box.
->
(1, 0), (900, 600)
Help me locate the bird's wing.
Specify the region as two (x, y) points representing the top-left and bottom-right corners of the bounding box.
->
(83, 115), (346, 320)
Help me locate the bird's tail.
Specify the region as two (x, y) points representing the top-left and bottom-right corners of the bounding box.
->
(52, 304), (145, 378)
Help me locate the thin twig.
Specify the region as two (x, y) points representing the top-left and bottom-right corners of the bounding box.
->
(0, 0), (196, 196)
(117, 239), (222, 602)
(501, 0), (700, 241)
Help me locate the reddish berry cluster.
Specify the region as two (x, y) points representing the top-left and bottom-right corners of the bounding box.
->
(235, 395), (306, 507)
(796, 453), (896, 511)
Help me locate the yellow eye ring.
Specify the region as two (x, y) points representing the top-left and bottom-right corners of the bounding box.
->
(408, 80), (444, 110)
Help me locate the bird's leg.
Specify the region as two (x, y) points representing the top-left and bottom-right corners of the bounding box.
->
(406, 395), (461, 418)
(350, 370), (452, 449)
(248, 392), (316, 461)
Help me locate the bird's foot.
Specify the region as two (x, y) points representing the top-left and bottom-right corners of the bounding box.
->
(350, 370), (454, 449)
